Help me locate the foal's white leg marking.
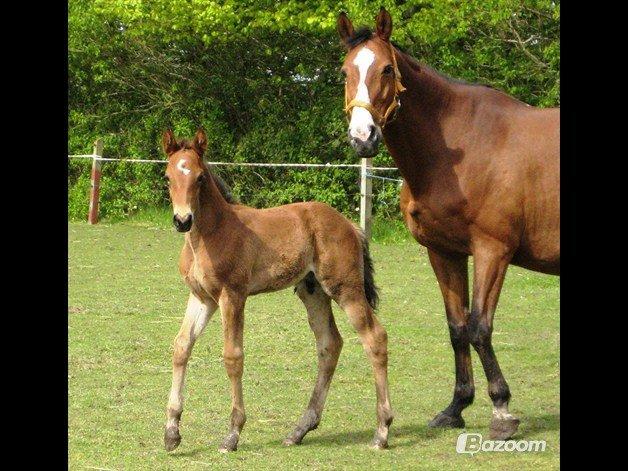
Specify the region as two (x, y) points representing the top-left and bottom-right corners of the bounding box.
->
(166, 294), (217, 428)
(349, 47), (376, 141)
(177, 159), (191, 175)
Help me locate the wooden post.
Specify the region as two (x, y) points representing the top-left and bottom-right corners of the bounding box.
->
(360, 157), (373, 240)
(88, 139), (103, 224)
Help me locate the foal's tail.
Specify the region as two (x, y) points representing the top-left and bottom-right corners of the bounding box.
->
(357, 228), (380, 310)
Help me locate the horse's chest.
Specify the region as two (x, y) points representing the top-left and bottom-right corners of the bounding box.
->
(404, 198), (471, 254)
(184, 260), (221, 303)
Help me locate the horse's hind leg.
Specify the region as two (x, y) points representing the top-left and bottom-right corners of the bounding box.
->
(336, 287), (392, 449)
(283, 274), (343, 446)
(165, 293), (217, 451)
(469, 243), (519, 440)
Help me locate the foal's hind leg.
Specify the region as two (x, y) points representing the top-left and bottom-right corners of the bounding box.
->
(336, 287), (392, 449)
(427, 249), (474, 429)
(165, 293), (217, 451)
(283, 275), (343, 446)
(469, 243), (519, 440)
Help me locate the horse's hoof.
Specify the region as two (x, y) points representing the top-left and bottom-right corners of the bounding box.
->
(489, 416), (520, 440)
(164, 427), (181, 452)
(282, 437), (301, 447)
(428, 411), (465, 429)
(369, 436), (388, 450)
(218, 433), (239, 453)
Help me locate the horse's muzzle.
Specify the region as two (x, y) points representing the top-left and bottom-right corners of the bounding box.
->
(173, 213), (193, 232)
(349, 126), (382, 158)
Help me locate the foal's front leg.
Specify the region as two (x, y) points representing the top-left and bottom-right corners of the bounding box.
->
(165, 293), (217, 451)
(218, 290), (247, 452)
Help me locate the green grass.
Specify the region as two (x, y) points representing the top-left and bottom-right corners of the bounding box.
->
(69, 221), (559, 470)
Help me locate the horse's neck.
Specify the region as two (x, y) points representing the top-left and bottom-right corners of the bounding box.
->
(190, 170), (232, 240)
(383, 53), (463, 193)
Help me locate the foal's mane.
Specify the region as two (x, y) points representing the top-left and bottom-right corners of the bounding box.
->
(177, 138), (238, 204)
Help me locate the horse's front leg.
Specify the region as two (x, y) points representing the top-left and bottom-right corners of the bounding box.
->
(218, 289), (247, 452)
(469, 242), (519, 440)
(165, 293), (217, 451)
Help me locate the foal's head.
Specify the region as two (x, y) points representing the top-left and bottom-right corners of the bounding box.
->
(162, 129), (208, 232)
(337, 8), (405, 157)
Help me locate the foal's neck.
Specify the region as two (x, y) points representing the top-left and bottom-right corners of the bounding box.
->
(383, 49), (462, 192)
(189, 166), (232, 240)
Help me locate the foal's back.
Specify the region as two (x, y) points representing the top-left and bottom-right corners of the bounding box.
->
(229, 201), (363, 295)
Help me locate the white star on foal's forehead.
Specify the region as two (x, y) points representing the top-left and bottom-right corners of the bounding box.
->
(176, 159), (191, 175)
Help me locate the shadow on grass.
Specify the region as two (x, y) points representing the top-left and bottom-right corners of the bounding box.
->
(258, 422), (443, 450)
(519, 413), (560, 437)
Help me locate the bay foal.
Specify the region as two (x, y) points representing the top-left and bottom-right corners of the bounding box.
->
(337, 9), (559, 440)
(162, 129), (392, 452)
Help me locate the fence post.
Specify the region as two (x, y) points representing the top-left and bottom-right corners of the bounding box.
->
(88, 139), (103, 224)
(360, 157), (373, 240)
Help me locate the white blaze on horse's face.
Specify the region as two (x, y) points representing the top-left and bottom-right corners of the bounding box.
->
(349, 46), (376, 142)
(177, 159), (191, 175)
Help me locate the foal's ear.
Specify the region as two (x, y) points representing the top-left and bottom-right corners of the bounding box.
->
(193, 128), (208, 157)
(375, 7), (393, 42)
(337, 12), (355, 48)
(162, 129), (179, 155)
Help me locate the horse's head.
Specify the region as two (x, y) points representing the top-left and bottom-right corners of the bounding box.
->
(337, 8), (405, 158)
(162, 128), (208, 232)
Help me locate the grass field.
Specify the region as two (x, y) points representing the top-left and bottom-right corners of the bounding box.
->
(68, 220), (559, 470)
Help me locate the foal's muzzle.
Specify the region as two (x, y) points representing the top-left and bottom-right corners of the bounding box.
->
(173, 213), (193, 232)
(349, 125), (382, 158)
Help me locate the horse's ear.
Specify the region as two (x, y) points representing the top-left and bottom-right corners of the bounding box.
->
(337, 12), (355, 48)
(193, 128), (207, 157)
(162, 129), (178, 155)
(375, 7), (393, 42)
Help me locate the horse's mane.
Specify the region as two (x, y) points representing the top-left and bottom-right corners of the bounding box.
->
(345, 27), (373, 49)
(344, 29), (496, 92)
(177, 138), (238, 204)
(207, 169), (238, 204)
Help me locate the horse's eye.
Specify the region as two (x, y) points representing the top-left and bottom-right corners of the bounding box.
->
(383, 65), (394, 76)
(163, 174), (170, 182)
(197, 174), (205, 184)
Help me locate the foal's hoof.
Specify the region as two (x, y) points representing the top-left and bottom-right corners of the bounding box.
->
(164, 427), (181, 452)
(218, 433), (239, 453)
(489, 416), (520, 440)
(369, 436), (388, 450)
(428, 411), (465, 429)
(282, 437), (301, 447)
(282, 430), (306, 447)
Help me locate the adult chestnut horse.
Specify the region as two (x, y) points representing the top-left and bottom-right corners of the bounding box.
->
(337, 9), (559, 440)
(161, 129), (393, 452)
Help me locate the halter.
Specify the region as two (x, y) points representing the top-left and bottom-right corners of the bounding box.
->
(344, 42), (406, 129)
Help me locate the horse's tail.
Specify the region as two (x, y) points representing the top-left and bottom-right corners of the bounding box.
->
(357, 227), (379, 310)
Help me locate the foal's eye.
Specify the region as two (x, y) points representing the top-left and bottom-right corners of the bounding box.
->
(197, 174), (205, 184)
(383, 64), (394, 76)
